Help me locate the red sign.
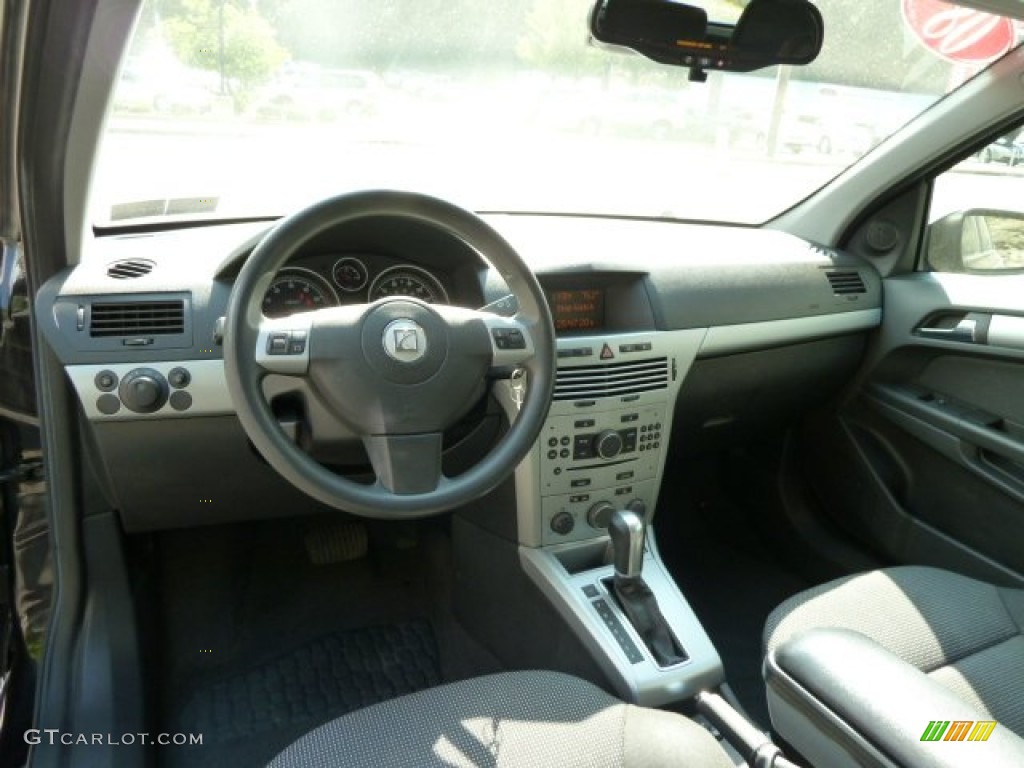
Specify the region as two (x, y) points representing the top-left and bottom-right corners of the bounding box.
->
(902, 0), (1016, 64)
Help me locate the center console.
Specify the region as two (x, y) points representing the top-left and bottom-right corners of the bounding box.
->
(507, 274), (725, 707)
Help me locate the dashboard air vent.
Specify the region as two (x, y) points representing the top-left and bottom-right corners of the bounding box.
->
(106, 259), (155, 280)
(554, 357), (669, 402)
(89, 300), (185, 337)
(825, 270), (866, 295)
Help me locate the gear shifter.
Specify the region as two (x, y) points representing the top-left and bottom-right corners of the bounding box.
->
(607, 508), (687, 667)
(608, 507), (645, 579)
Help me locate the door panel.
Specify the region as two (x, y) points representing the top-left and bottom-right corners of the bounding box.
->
(803, 273), (1024, 586)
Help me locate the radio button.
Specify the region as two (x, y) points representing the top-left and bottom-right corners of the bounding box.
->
(573, 435), (594, 459)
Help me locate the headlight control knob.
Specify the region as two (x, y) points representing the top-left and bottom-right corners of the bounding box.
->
(594, 430), (623, 459)
(119, 368), (169, 414)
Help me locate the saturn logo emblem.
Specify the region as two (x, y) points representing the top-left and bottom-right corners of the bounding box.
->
(382, 319), (427, 363)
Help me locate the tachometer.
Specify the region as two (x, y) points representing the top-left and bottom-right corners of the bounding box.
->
(368, 265), (449, 303)
(262, 268), (339, 318)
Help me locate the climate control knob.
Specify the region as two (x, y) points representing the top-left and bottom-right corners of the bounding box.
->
(594, 430), (623, 459)
(119, 368), (169, 414)
(587, 501), (615, 529)
(626, 499), (647, 517)
(550, 511), (575, 536)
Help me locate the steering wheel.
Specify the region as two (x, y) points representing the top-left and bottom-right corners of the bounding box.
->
(223, 190), (556, 518)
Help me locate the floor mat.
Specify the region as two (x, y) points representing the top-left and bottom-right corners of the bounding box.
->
(654, 454), (812, 729)
(165, 620), (441, 767)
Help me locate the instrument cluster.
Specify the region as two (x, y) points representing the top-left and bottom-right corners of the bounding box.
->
(261, 255), (450, 319)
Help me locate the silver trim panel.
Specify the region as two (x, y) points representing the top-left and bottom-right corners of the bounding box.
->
(517, 329), (705, 549)
(699, 309), (881, 357)
(520, 539), (724, 707)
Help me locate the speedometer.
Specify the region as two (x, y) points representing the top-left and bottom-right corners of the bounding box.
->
(262, 268), (339, 318)
(368, 265), (449, 303)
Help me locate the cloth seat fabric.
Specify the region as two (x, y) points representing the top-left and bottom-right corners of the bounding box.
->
(268, 669), (735, 767)
(764, 565), (1024, 737)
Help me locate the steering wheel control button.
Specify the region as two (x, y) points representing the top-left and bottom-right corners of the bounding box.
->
(96, 394), (121, 415)
(267, 332), (290, 355)
(382, 318), (428, 363)
(169, 391), (193, 412)
(288, 331), (308, 355)
(118, 368), (169, 414)
(94, 370), (118, 392)
(550, 511), (575, 536)
(547, 450), (558, 460)
(167, 367), (191, 389)
(490, 327), (526, 350)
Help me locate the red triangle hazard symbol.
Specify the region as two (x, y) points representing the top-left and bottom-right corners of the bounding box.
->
(600, 344), (614, 360)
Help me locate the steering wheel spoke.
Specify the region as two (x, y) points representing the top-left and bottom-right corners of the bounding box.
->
(363, 433), (444, 495)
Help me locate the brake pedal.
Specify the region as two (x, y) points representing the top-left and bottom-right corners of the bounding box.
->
(304, 521), (368, 564)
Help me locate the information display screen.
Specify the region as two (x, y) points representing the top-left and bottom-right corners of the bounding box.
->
(547, 288), (605, 333)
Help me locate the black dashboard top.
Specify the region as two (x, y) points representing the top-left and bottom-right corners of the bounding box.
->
(38, 214), (881, 366)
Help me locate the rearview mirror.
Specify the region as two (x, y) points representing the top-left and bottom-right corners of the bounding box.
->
(927, 209), (1024, 274)
(590, 0), (824, 80)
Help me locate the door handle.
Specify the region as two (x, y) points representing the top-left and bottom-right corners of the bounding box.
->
(916, 312), (989, 343)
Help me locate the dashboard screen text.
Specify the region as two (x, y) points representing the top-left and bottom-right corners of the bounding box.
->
(548, 288), (605, 333)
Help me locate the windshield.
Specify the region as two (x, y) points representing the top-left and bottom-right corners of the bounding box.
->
(91, 0), (1017, 227)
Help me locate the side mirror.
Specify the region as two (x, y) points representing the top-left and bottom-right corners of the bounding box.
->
(927, 209), (1024, 274)
(590, 0), (824, 81)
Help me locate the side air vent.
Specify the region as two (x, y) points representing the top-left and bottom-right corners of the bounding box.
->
(825, 270), (866, 295)
(555, 357), (669, 401)
(107, 259), (155, 280)
(89, 300), (185, 337)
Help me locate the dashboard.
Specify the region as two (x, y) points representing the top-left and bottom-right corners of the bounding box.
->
(36, 212), (883, 532)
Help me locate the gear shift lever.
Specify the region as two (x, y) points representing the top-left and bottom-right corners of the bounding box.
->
(607, 508), (687, 667)
(609, 507), (645, 579)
